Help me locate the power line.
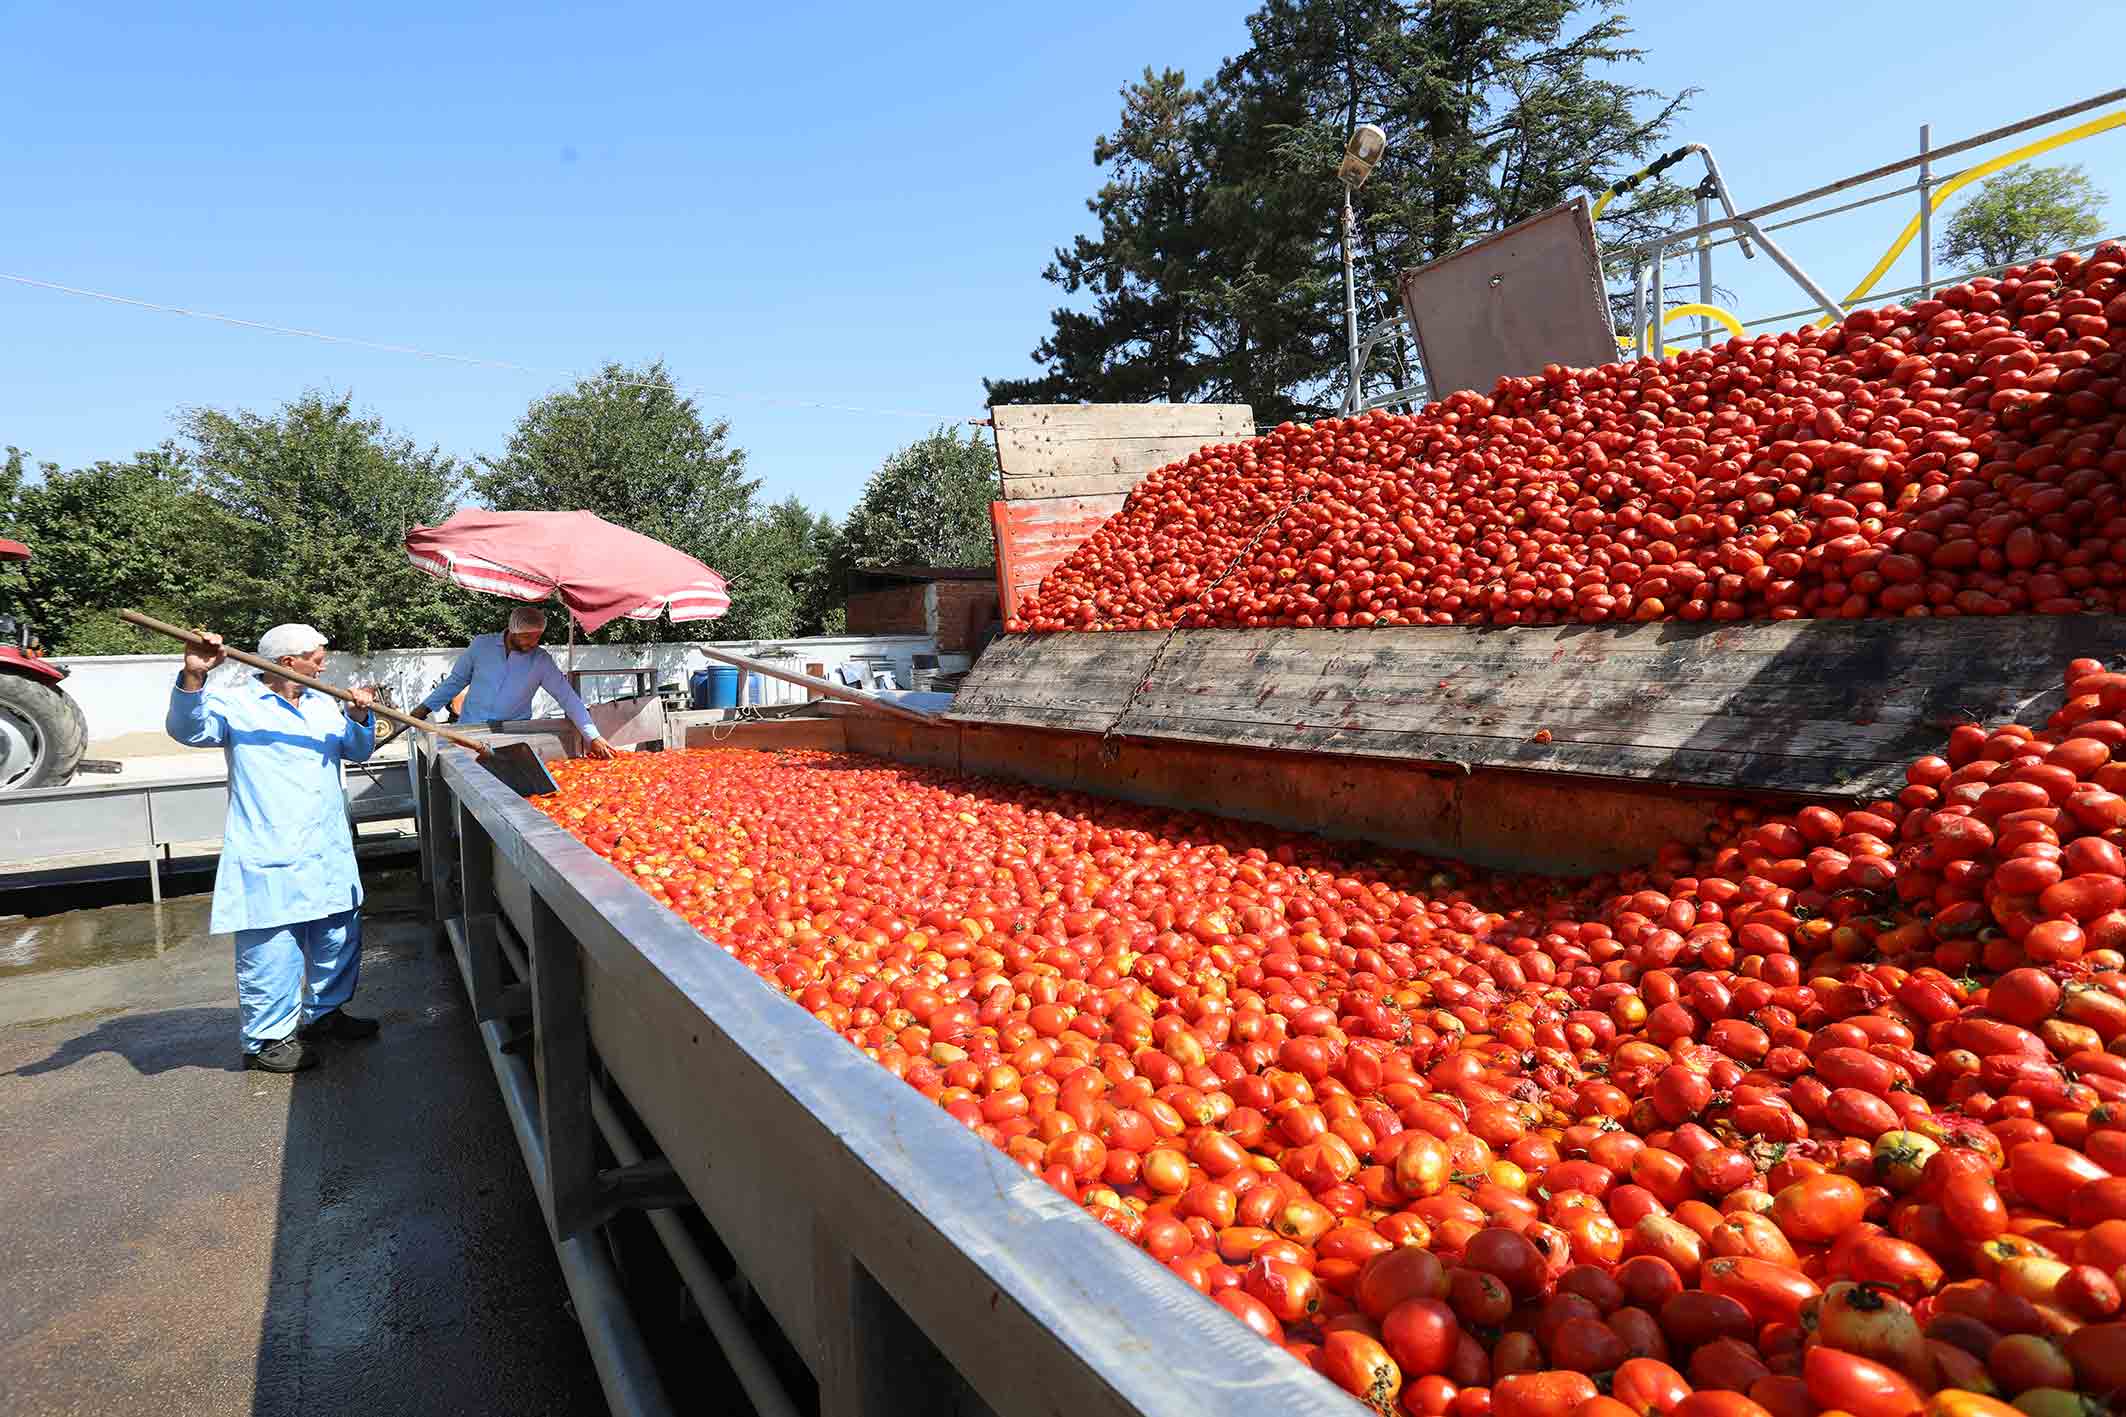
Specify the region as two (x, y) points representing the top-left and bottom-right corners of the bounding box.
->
(0, 269), (974, 423)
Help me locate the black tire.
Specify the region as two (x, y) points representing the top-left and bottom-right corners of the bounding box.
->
(0, 673), (88, 790)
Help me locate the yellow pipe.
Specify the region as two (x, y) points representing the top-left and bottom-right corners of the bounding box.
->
(1615, 301), (1747, 357)
(1842, 108), (2126, 304)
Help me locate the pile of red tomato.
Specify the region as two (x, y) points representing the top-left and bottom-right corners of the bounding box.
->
(1010, 244), (2126, 633)
(535, 654), (2126, 1417)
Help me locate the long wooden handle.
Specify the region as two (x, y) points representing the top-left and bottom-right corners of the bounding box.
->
(692, 644), (940, 725)
(120, 609), (491, 756)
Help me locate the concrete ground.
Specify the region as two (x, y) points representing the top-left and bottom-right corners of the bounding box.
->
(0, 870), (609, 1417)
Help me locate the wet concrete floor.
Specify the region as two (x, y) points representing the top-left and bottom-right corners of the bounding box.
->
(0, 871), (609, 1416)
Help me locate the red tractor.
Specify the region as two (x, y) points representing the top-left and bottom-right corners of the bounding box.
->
(0, 540), (87, 789)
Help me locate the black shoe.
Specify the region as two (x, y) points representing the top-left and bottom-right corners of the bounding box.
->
(299, 1009), (380, 1041)
(245, 1037), (318, 1072)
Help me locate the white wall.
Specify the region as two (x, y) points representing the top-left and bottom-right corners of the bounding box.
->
(55, 635), (970, 746)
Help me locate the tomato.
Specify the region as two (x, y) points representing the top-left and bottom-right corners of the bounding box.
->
(1688, 1335), (1771, 1393)
(1668, 1396), (1772, 1417)
(1215, 1287), (1285, 1344)
(2006, 1143), (2112, 1218)
(1465, 1228), (1549, 1300)
(1321, 1329), (1403, 1408)
(1942, 1173), (2010, 1241)
(1922, 1395), (2022, 1417)
(1362, 1246), (1450, 1320)
(2062, 1321), (2126, 1391)
(1772, 1174), (1867, 1243)
(1702, 1256), (1821, 1329)
(1382, 1298), (1461, 1378)
(1494, 1372), (1600, 1417)
(1611, 1358), (1692, 1415)
(539, 600), (2126, 1398)
(1803, 1347), (1924, 1417)
(1807, 1281), (1929, 1382)
(1660, 1291), (1756, 1347)
(1989, 1332), (2074, 1393)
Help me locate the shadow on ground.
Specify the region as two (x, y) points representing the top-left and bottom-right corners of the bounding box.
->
(9, 1006), (244, 1077)
(0, 870), (607, 1416)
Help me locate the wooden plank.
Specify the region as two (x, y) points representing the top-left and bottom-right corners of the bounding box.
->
(948, 618), (2126, 799)
(1002, 473), (1164, 500)
(990, 404), (1253, 500)
(992, 495), (1126, 620)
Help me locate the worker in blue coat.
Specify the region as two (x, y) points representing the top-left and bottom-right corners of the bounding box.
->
(412, 606), (618, 758)
(167, 623), (379, 1073)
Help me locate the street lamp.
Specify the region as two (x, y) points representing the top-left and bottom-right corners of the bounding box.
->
(1338, 124), (1388, 413)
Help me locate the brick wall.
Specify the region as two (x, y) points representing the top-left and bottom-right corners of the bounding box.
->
(933, 580), (999, 653)
(845, 579), (999, 651)
(845, 585), (928, 637)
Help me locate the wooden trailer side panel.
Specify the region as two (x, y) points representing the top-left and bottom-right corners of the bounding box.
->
(840, 714), (1732, 876)
(991, 495), (1125, 621)
(949, 617), (2121, 801)
(987, 403), (1255, 618)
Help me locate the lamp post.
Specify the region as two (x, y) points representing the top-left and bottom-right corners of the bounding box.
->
(1338, 123), (1388, 414)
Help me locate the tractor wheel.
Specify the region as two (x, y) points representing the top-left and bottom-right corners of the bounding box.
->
(0, 674), (88, 790)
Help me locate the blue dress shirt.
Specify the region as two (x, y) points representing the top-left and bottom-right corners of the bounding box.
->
(416, 634), (601, 738)
(167, 675), (377, 934)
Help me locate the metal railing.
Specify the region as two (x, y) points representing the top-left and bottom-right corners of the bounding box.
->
(1348, 87), (2124, 409)
(1621, 88), (2126, 358)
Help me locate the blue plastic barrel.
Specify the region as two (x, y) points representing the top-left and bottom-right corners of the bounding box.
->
(688, 668), (714, 710)
(705, 665), (740, 708)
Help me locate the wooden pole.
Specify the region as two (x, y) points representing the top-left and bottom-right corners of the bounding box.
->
(119, 609), (491, 755)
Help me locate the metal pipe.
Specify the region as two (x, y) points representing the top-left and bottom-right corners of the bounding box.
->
(1696, 192), (1714, 347)
(457, 939), (676, 1417)
(1646, 88), (2125, 249)
(485, 918), (810, 1417)
(1918, 124), (1935, 299)
(1649, 248), (1664, 355)
(1633, 262), (1648, 357)
(1693, 146), (1753, 259)
(1733, 218), (1844, 323)
(1620, 92), (2126, 261)
(1733, 229), (2124, 331)
(589, 1088), (806, 1417)
(1340, 187), (1362, 414)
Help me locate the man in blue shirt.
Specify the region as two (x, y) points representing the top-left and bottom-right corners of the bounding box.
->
(167, 623), (379, 1073)
(411, 607), (617, 758)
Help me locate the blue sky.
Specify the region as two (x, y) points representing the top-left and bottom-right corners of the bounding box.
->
(2, 1), (2121, 517)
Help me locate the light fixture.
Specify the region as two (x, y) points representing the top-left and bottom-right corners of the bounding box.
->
(1337, 123), (1388, 189)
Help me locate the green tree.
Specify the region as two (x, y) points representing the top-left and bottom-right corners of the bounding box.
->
(474, 362), (782, 640)
(1937, 164), (2108, 273)
(750, 495), (844, 637)
(837, 426), (999, 570)
(0, 444), (242, 655)
(183, 391), (472, 653)
(987, 0), (1692, 418)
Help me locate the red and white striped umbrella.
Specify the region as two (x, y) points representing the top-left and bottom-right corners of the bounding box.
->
(404, 510), (729, 633)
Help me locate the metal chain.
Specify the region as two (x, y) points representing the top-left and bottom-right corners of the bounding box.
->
(1097, 491), (1317, 754)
